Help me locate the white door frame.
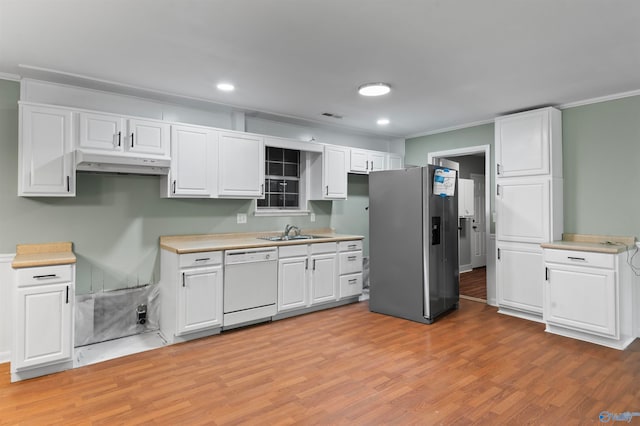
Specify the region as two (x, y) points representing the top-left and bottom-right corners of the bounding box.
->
(427, 145), (491, 304)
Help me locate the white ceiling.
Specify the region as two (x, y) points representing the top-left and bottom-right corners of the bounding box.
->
(1, 0), (639, 139)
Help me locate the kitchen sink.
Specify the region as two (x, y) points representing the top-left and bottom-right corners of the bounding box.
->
(258, 235), (325, 241)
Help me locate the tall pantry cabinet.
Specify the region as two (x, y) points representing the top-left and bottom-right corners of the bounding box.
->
(495, 107), (563, 321)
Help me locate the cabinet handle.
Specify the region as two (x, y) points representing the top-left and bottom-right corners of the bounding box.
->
(66, 176), (70, 192)
(347, 256), (357, 261)
(117, 131), (121, 147)
(366, 160), (369, 170)
(497, 163), (501, 175)
(312, 259), (316, 270)
(496, 184), (500, 196)
(348, 244), (357, 249)
(348, 278), (357, 284)
(33, 274), (58, 280)
(325, 185), (329, 196)
(545, 267), (549, 281)
(497, 248), (501, 260)
(131, 132), (135, 147)
(182, 272), (185, 287)
(305, 258), (309, 270)
(261, 183), (264, 195)
(370, 161), (373, 171)
(195, 258), (210, 262)
(567, 256), (586, 262)
(172, 180), (176, 194)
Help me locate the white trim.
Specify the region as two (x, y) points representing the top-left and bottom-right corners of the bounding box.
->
(0, 72), (21, 82)
(460, 264), (473, 274)
(558, 88), (640, 110)
(254, 209), (310, 217)
(427, 145), (492, 306)
(406, 118), (494, 139)
(0, 254), (16, 364)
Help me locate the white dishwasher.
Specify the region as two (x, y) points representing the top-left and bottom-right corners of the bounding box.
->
(223, 247), (278, 327)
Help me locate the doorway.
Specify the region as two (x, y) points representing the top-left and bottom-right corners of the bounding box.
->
(427, 145), (491, 305)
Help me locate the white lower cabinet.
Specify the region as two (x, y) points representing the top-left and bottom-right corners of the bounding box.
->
(338, 240), (363, 299)
(543, 248), (634, 349)
(12, 264), (75, 382)
(496, 242), (544, 319)
(277, 242), (338, 313)
(160, 250), (223, 343)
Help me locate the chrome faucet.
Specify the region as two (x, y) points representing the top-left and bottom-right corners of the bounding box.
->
(283, 224), (301, 238)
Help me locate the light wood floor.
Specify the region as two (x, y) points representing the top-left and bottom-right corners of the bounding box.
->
(1, 300), (639, 424)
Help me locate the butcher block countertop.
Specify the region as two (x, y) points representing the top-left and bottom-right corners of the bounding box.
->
(12, 242), (76, 269)
(540, 234), (636, 254)
(160, 228), (364, 254)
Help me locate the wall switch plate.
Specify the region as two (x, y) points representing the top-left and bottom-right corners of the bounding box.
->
(237, 213), (247, 224)
(310, 213), (316, 222)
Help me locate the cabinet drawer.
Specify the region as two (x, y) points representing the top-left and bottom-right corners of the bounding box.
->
(340, 273), (362, 298)
(179, 251), (222, 268)
(279, 244), (308, 258)
(310, 242), (337, 254)
(338, 240), (363, 252)
(339, 251), (362, 275)
(544, 249), (614, 269)
(16, 264), (73, 287)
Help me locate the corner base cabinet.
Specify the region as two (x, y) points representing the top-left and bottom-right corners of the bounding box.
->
(11, 264), (75, 382)
(159, 249), (223, 343)
(543, 248), (635, 350)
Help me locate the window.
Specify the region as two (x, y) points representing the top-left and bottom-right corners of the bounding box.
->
(257, 147), (301, 209)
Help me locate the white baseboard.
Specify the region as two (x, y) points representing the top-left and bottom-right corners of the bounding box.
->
(460, 264), (473, 273)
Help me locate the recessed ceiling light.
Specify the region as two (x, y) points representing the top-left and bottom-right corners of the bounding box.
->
(377, 118), (390, 126)
(358, 83), (391, 97)
(216, 82), (235, 92)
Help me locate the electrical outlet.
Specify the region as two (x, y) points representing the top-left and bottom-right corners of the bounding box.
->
(237, 213), (247, 224)
(310, 213), (316, 222)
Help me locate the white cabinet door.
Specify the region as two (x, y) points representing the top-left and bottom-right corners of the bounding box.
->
(177, 266), (223, 335)
(497, 244), (543, 314)
(495, 108), (550, 177)
(13, 283), (72, 370)
(349, 149), (368, 173)
(310, 253), (338, 305)
(127, 118), (170, 157)
(544, 264), (617, 337)
(20, 105), (75, 196)
(369, 151), (386, 172)
(79, 112), (124, 152)
(387, 153), (403, 170)
(218, 132), (265, 198)
(496, 178), (550, 243)
(170, 125), (217, 197)
(458, 179), (474, 218)
(323, 145), (348, 199)
(278, 256), (308, 312)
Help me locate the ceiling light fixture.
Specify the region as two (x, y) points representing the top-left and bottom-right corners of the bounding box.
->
(377, 118), (390, 126)
(216, 82), (235, 92)
(358, 82), (391, 97)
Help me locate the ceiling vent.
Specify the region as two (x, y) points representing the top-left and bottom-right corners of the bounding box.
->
(321, 112), (343, 119)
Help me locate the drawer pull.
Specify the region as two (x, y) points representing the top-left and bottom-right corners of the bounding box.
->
(348, 279), (357, 284)
(33, 274), (58, 280)
(195, 258), (211, 262)
(567, 256), (586, 262)
(347, 256), (358, 261)
(347, 244), (357, 249)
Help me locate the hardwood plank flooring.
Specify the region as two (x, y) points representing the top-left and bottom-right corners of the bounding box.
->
(1, 300), (639, 425)
(460, 267), (487, 301)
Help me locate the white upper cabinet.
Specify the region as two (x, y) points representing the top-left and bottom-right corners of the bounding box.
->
(217, 132), (265, 198)
(496, 177), (549, 243)
(79, 112), (169, 157)
(350, 148), (385, 174)
(165, 124), (217, 198)
(19, 104), (75, 197)
(386, 153), (404, 170)
(495, 107), (562, 178)
(323, 145), (348, 199)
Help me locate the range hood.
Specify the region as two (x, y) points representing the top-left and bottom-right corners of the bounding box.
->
(75, 150), (170, 175)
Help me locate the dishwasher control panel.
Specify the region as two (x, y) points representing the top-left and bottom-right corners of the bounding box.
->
(224, 247), (278, 264)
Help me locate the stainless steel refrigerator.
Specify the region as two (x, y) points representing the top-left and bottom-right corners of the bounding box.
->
(369, 165), (459, 324)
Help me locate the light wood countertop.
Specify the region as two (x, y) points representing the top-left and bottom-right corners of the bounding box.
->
(541, 234), (636, 254)
(160, 228), (364, 254)
(12, 242), (76, 269)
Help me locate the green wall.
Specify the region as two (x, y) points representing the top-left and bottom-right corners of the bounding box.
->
(406, 97), (640, 240)
(331, 174), (370, 256)
(0, 79), (344, 294)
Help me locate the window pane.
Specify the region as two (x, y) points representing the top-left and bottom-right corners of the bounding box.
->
(257, 197), (268, 207)
(268, 179), (280, 192)
(285, 194), (298, 207)
(284, 163), (299, 177)
(269, 194), (281, 206)
(268, 162), (283, 176)
(285, 180), (298, 194)
(283, 150), (299, 163)
(267, 147), (282, 162)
